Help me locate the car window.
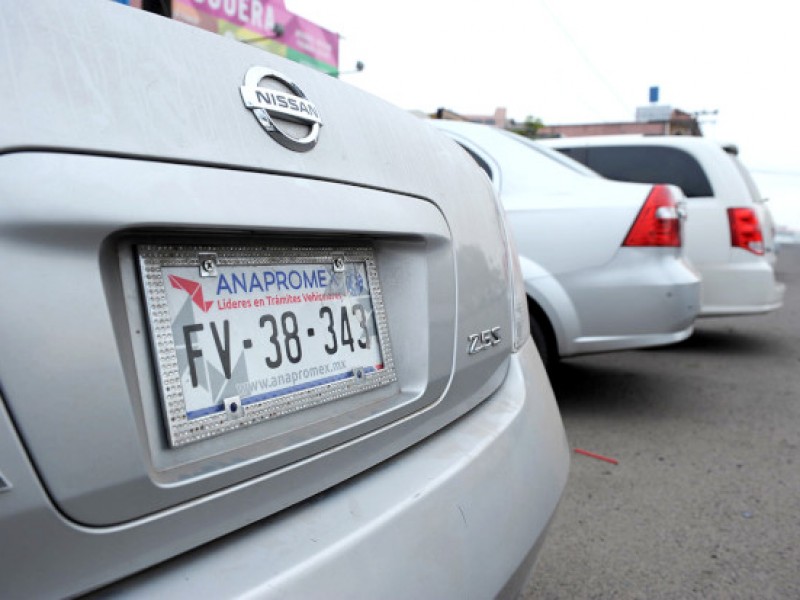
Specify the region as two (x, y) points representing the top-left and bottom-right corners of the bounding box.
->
(458, 143), (494, 180)
(556, 146), (588, 165)
(579, 145), (714, 198)
(510, 136), (600, 178)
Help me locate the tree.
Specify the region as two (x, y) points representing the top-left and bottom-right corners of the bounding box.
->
(510, 115), (544, 138)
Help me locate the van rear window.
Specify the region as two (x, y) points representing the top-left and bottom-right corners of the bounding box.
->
(563, 145), (714, 198)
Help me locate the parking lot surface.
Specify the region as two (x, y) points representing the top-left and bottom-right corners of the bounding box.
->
(523, 245), (800, 599)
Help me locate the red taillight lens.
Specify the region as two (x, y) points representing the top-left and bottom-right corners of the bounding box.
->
(623, 185), (681, 247)
(728, 207), (764, 255)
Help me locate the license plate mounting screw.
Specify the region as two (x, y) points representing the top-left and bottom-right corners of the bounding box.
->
(224, 396), (243, 420)
(332, 254), (345, 273)
(199, 253), (218, 277)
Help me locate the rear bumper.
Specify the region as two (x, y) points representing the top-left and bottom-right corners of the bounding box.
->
(96, 341), (570, 599)
(559, 249), (701, 356)
(698, 258), (785, 316)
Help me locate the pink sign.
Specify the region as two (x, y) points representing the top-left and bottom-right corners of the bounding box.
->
(173, 0), (339, 71)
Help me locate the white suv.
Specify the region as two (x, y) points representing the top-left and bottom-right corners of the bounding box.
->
(543, 135), (784, 316)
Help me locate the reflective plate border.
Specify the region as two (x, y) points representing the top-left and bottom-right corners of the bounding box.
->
(137, 244), (396, 448)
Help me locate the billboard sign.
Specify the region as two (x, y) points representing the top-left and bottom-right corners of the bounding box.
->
(636, 105), (673, 123)
(172, 0), (339, 75)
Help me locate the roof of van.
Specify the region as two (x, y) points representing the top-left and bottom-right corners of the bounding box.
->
(541, 135), (738, 152)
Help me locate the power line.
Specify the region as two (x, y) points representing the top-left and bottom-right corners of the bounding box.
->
(538, 0), (630, 116)
(750, 168), (800, 177)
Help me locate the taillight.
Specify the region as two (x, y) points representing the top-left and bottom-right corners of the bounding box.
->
(623, 184), (681, 247)
(728, 207), (764, 255)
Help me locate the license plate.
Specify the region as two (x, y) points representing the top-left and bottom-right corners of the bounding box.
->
(138, 244), (396, 447)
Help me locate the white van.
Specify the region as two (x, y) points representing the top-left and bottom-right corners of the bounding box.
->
(543, 135), (784, 316)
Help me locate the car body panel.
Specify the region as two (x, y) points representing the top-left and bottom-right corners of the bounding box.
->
(0, 152), (462, 525)
(0, 2), (481, 206)
(429, 120), (701, 358)
(1, 341), (569, 599)
(542, 135), (784, 317)
(86, 342), (569, 599)
(696, 258), (785, 316)
(559, 247), (699, 354)
(433, 124), (647, 273)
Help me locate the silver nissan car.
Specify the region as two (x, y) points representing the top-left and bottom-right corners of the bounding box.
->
(0, 1), (568, 597)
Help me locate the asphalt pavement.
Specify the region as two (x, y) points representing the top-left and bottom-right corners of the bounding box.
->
(522, 245), (800, 599)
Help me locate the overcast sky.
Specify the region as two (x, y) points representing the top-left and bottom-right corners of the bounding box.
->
(289, 0), (800, 229)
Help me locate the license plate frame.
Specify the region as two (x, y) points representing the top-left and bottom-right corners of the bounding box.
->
(137, 243), (396, 448)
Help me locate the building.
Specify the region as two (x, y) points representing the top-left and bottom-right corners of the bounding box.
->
(434, 104), (703, 138)
(433, 107), (513, 128)
(114, 0), (340, 75)
(537, 107), (702, 138)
